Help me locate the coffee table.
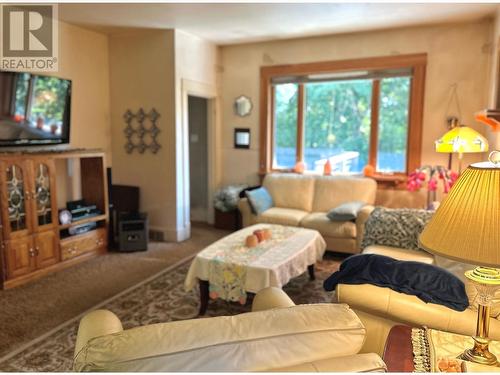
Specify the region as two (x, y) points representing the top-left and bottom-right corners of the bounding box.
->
(184, 224), (326, 315)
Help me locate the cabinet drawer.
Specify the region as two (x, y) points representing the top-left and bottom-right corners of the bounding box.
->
(60, 228), (107, 261)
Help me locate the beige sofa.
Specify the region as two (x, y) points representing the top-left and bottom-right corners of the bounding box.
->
(336, 281), (500, 357)
(336, 205), (493, 357)
(238, 173), (377, 254)
(74, 287), (387, 372)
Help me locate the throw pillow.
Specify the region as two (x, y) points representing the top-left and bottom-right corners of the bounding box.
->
(246, 187), (274, 215)
(327, 201), (366, 221)
(361, 207), (433, 251)
(323, 253), (469, 311)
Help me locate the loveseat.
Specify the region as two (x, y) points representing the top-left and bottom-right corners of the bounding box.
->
(238, 173), (377, 254)
(73, 287), (387, 372)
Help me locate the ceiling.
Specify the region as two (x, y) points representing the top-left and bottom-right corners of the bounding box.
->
(59, 3), (498, 45)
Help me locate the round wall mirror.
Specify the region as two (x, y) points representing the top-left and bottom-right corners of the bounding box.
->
(234, 95), (253, 117)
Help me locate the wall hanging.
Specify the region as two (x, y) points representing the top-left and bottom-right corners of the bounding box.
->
(234, 95), (253, 117)
(123, 108), (161, 154)
(234, 128), (250, 149)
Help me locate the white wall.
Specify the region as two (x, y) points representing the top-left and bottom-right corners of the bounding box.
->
(219, 20), (493, 186)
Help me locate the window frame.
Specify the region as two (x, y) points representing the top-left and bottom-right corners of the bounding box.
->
(259, 53), (427, 183)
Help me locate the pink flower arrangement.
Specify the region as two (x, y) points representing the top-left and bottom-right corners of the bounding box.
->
(407, 166), (458, 192)
(407, 166), (459, 209)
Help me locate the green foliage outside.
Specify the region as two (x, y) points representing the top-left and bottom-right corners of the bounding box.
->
(274, 84), (298, 167)
(377, 77), (410, 171)
(304, 79), (372, 170)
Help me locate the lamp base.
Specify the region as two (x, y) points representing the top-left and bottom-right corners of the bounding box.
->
(460, 337), (498, 366)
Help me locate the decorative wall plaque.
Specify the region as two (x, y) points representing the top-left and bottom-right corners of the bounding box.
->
(123, 108), (161, 154)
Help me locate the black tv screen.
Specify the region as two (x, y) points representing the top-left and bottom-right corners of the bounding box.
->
(0, 71), (71, 146)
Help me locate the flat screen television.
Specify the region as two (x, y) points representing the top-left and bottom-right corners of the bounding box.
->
(0, 71), (71, 146)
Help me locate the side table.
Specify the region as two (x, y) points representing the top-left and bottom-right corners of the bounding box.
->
(383, 325), (414, 372)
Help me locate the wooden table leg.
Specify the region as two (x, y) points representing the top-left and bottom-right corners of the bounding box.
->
(308, 264), (315, 281)
(199, 280), (209, 316)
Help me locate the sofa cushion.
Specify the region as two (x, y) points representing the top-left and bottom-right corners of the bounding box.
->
(269, 353), (387, 372)
(361, 207), (434, 251)
(312, 176), (376, 213)
(263, 173), (315, 212)
(362, 245), (435, 264)
(246, 187), (274, 215)
(301, 212), (356, 238)
(257, 207), (308, 226)
(74, 304), (366, 372)
(327, 201), (366, 221)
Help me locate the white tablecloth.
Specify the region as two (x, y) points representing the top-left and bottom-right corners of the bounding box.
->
(184, 224), (326, 302)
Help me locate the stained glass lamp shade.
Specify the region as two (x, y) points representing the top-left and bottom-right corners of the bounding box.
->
(435, 125), (489, 173)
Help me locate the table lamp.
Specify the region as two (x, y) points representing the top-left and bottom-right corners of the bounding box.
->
(435, 124), (488, 173)
(419, 150), (500, 366)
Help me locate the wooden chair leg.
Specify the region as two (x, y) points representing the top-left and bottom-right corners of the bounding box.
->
(199, 280), (209, 315)
(308, 264), (316, 281)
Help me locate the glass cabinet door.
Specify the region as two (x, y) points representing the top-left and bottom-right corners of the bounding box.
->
(33, 162), (55, 228)
(5, 163), (29, 234)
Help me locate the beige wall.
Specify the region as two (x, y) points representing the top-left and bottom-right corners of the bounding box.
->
(109, 29), (177, 239)
(220, 21), (493, 186)
(58, 22), (112, 164)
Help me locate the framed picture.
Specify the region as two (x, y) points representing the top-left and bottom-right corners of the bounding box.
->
(234, 128), (250, 149)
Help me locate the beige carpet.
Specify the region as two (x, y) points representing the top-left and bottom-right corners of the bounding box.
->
(0, 223), (229, 358)
(0, 254), (341, 371)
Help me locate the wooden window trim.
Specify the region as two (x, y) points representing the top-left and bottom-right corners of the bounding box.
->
(259, 53), (427, 183)
(296, 84), (305, 163)
(369, 79), (380, 168)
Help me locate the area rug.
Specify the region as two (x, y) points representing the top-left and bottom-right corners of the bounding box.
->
(0, 255), (340, 372)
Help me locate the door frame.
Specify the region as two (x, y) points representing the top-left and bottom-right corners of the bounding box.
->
(178, 79), (218, 240)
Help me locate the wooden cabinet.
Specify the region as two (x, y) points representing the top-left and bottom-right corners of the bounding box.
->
(4, 236), (34, 279)
(0, 160), (33, 239)
(0, 151), (109, 289)
(60, 228), (106, 261)
(34, 230), (59, 269)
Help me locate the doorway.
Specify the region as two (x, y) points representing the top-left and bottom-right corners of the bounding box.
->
(188, 95), (209, 222)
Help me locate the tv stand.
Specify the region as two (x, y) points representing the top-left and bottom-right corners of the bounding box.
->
(0, 150), (109, 288)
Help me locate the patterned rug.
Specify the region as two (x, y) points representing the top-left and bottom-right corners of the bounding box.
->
(0, 255), (340, 372)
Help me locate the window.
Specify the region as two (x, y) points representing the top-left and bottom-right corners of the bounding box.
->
(260, 54), (426, 180)
(302, 79), (372, 173)
(273, 83), (298, 168)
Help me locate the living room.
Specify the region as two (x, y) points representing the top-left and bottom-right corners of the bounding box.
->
(0, 1), (499, 372)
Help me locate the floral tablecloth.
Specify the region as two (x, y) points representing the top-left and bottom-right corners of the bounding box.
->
(412, 327), (500, 372)
(184, 224), (326, 304)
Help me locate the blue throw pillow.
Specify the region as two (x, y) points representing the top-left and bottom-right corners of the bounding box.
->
(323, 254), (469, 311)
(246, 187), (274, 215)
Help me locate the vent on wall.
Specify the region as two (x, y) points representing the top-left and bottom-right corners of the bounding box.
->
(149, 229), (164, 242)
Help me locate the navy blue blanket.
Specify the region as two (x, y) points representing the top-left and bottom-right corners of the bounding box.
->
(324, 254), (469, 311)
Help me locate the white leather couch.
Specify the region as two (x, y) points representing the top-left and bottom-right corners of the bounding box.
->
(74, 287), (387, 372)
(238, 173), (377, 254)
